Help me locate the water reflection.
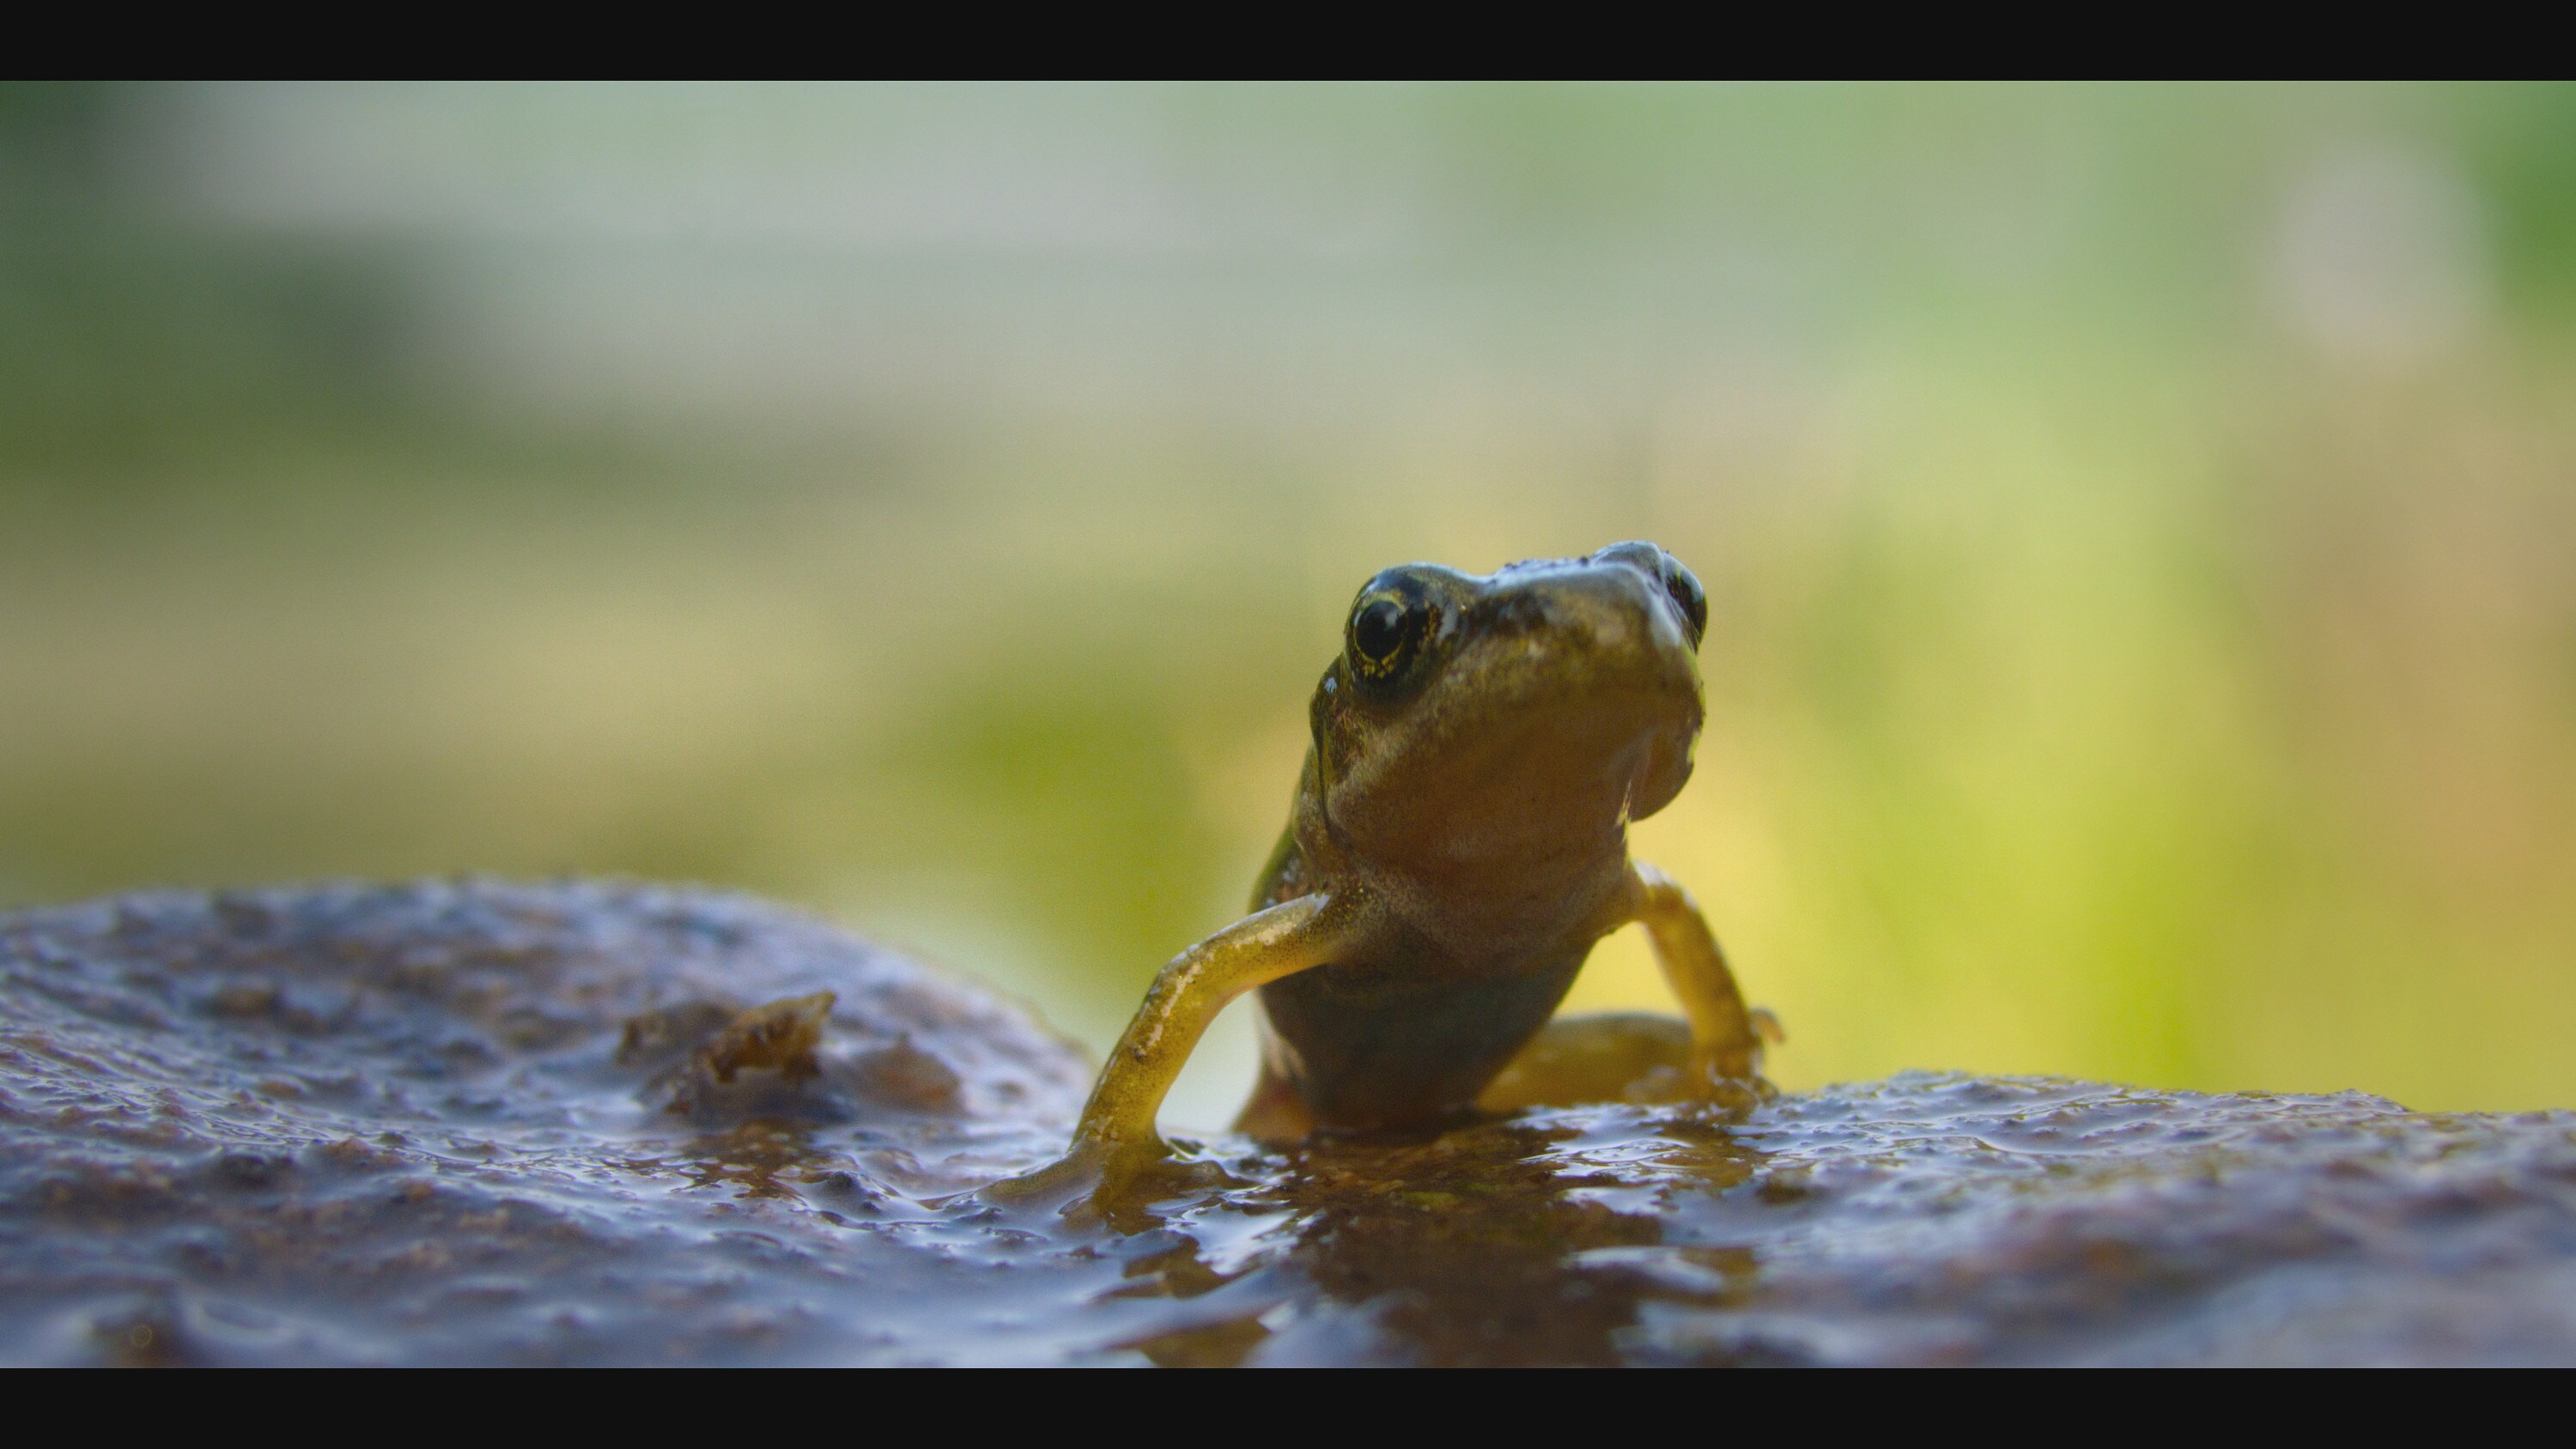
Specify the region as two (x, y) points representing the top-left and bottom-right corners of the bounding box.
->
(1098, 1111), (1766, 1367)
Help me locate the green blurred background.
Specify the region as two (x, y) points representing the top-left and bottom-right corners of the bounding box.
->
(5, 82), (2573, 1122)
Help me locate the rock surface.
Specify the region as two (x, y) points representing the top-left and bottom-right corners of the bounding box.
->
(4, 880), (2573, 1366)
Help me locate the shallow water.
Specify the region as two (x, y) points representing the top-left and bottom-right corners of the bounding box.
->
(6, 882), (2574, 1366)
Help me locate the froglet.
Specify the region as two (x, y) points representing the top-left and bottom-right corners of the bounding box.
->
(1001, 542), (1775, 1208)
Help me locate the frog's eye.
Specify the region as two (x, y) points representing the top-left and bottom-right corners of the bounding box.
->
(1354, 599), (1406, 661)
(1658, 555), (1708, 647)
(1348, 592), (1429, 683)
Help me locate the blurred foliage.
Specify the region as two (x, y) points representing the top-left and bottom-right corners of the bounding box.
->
(1, 91), (385, 470)
(3, 83), (2573, 1113)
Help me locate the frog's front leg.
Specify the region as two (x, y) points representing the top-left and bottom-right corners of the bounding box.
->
(1622, 859), (1779, 1095)
(987, 891), (1359, 1212)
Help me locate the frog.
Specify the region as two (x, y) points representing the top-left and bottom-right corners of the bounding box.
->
(999, 541), (1775, 1210)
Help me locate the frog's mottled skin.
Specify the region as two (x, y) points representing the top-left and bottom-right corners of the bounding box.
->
(1002, 542), (1773, 1207)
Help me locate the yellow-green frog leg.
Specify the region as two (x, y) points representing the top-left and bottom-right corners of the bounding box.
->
(1479, 863), (1777, 1113)
(1624, 859), (1778, 1091)
(992, 891), (1360, 1209)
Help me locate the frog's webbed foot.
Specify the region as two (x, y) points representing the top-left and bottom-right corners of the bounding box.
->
(981, 1136), (1242, 1224)
(978, 1137), (1128, 1218)
(1684, 1059), (1778, 1115)
(1682, 1004), (1785, 1110)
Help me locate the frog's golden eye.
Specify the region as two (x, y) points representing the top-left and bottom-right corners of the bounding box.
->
(1347, 592), (1429, 683)
(1354, 599), (1406, 662)
(1658, 555), (1708, 648)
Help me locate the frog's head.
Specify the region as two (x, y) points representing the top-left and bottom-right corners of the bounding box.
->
(1309, 542), (1707, 912)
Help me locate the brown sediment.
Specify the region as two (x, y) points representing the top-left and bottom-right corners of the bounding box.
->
(700, 993), (835, 1084)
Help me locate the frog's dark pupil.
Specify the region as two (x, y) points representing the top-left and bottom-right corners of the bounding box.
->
(1354, 599), (1407, 663)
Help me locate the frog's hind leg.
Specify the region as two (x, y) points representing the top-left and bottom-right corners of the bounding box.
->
(1476, 1012), (1697, 1110)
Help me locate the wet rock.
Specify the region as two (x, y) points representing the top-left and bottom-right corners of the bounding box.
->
(0, 880), (1089, 1365)
(6, 880), (2576, 1365)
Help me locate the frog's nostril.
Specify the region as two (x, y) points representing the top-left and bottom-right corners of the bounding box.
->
(1590, 541), (1665, 575)
(1583, 543), (1703, 648)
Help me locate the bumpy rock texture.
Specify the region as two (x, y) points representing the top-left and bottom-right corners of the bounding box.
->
(4, 881), (2573, 1366)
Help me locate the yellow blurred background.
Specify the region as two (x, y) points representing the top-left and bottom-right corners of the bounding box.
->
(5, 83), (2573, 1121)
